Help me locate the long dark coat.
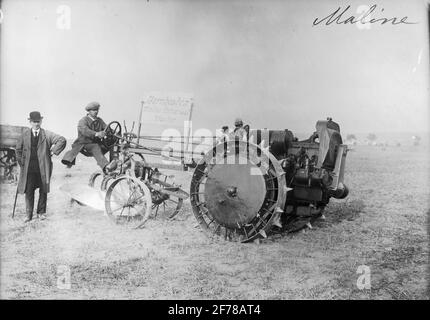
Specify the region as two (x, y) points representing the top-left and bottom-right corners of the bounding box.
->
(16, 128), (67, 194)
(61, 116), (107, 165)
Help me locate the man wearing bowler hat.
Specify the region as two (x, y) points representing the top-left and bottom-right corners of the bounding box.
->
(16, 111), (67, 222)
(62, 102), (116, 173)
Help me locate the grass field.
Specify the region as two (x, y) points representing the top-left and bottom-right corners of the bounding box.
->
(0, 144), (429, 299)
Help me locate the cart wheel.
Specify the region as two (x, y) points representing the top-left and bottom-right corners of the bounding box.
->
(0, 147), (17, 181)
(105, 176), (152, 228)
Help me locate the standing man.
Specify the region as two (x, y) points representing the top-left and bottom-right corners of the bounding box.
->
(216, 125), (230, 144)
(16, 111), (67, 222)
(232, 118), (247, 140)
(62, 102), (115, 173)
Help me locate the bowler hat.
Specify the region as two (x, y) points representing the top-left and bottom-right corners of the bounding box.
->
(85, 101), (100, 111)
(28, 111), (43, 121)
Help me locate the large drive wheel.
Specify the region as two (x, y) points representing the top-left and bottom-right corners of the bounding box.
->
(105, 176), (152, 228)
(190, 140), (287, 242)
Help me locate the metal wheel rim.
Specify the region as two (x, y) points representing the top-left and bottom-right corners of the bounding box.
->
(105, 175), (152, 228)
(190, 140), (286, 242)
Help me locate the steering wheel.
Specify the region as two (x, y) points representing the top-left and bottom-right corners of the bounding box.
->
(103, 121), (122, 149)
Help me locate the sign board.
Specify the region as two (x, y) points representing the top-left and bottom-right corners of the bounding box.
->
(138, 92), (194, 167)
(139, 92), (193, 135)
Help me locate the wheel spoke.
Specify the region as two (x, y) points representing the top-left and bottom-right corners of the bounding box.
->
(111, 191), (127, 205)
(126, 188), (138, 205)
(131, 193), (146, 204)
(110, 204), (126, 213)
(105, 176), (151, 228)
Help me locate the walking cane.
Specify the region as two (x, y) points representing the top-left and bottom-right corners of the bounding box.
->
(12, 184), (19, 219)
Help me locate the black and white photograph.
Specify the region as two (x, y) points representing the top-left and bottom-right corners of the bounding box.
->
(0, 0), (428, 302)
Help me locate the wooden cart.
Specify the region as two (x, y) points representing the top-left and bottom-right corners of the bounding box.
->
(0, 124), (25, 182)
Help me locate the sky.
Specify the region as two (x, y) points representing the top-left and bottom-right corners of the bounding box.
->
(0, 0), (429, 139)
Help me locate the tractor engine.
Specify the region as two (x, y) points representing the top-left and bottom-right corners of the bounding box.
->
(261, 118), (349, 226)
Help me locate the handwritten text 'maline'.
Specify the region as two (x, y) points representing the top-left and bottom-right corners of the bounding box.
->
(313, 5), (418, 26)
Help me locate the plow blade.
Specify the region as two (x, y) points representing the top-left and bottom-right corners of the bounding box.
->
(59, 183), (107, 211)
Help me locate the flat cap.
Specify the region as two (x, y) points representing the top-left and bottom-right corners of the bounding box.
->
(85, 101), (100, 111)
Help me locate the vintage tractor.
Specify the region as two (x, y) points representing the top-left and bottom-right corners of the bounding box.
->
(74, 116), (348, 243)
(190, 118), (349, 242)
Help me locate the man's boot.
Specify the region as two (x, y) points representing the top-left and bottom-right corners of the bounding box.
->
(24, 211), (33, 223)
(103, 159), (118, 174)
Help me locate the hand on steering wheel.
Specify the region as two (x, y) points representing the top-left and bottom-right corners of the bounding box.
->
(102, 121), (122, 149)
(95, 131), (107, 139)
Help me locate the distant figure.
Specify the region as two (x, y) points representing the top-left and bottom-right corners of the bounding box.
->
(412, 135), (421, 146)
(62, 102), (116, 173)
(16, 111), (66, 222)
(217, 125), (230, 144)
(232, 118), (247, 141)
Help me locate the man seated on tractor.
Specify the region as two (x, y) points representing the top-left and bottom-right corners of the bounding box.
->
(61, 102), (116, 174)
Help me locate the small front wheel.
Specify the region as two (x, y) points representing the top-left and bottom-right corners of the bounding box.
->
(105, 176), (152, 228)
